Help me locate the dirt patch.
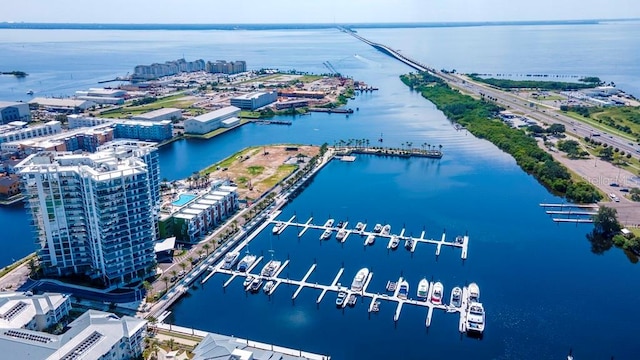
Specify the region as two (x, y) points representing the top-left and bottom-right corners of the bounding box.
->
(203, 145), (320, 200)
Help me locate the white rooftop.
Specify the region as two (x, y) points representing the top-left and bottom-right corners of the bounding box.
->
(133, 108), (182, 119)
(191, 106), (240, 123)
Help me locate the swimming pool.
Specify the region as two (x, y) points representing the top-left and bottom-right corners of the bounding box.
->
(172, 193), (196, 207)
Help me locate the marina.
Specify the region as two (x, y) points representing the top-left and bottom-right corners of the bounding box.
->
(203, 258), (482, 333)
(272, 216), (469, 259)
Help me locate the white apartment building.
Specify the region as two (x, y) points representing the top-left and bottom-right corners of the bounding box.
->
(17, 143), (160, 287)
(0, 309), (147, 360)
(0, 292), (71, 331)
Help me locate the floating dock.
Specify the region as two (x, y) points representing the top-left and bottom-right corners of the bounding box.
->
(205, 261), (478, 331)
(271, 218), (469, 259)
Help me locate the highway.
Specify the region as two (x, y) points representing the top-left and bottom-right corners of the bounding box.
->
(342, 27), (639, 159)
(442, 73), (640, 157)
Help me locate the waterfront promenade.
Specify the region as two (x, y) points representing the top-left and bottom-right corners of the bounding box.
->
(145, 148), (336, 319)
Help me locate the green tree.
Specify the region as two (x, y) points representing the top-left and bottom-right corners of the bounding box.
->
(592, 206), (621, 238)
(547, 123), (566, 135)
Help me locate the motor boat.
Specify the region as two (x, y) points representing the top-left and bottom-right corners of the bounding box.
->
(468, 282), (480, 302)
(220, 252), (239, 270)
(466, 302), (486, 334)
(249, 277), (263, 292)
(320, 229), (332, 240)
(335, 290), (347, 307)
(237, 254), (257, 272)
(263, 280), (275, 294)
(350, 268), (370, 291)
(243, 275), (254, 287)
(431, 282), (444, 304)
(364, 234), (375, 246)
(260, 260), (282, 277)
(404, 238), (414, 250)
(336, 229), (347, 241)
(272, 222), (284, 234)
(397, 279), (409, 300)
(389, 236), (399, 249)
(417, 278), (429, 299)
(450, 287), (462, 307)
(381, 224), (391, 235)
(373, 224), (382, 233)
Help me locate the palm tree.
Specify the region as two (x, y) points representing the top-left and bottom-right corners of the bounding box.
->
(197, 249), (205, 259)
(179, 262), (187, 273)
(161, 276), (169, 291)
(167, 338), (176, 351)
(170, 269), (177, 279)
(187, 256), (195, 270)
(203, 243), (211, 255)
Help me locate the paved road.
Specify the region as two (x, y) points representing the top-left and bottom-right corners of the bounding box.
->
(443, 73), (640, 157)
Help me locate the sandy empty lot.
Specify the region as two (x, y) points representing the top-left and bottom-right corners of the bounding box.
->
(205, 145), (320, 200)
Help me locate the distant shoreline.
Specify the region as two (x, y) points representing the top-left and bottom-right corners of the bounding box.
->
(0, 19), (635, 31)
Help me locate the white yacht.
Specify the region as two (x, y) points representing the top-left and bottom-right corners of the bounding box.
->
(397, 279), (409, 300)
(373, 224), (382, 233)
(450, 287), (462, 307)
(260, 259), (282, 277)
(336, 229), (347, 241)
(389, 236), (400, 249)
(417, 278), (429, 299)
(272, 222), (284, 234)
(320, 228), (332, 240)
(263, 280), (275, 294)
(355, 222), (365, 232)
(431, 282), (444, 304)
(237, 254), (257, 272)
(220, 252), (240, 270)
(324, 219), (335, 227)
(466, 302), (486, 333)
(364, 234), (375, 246)
(249, 277), (263, 293)
(243, 275), (254, 287)
(468, 282), (480, 302)
(350, 268), (370, 291)
(381, 224), (391, 235)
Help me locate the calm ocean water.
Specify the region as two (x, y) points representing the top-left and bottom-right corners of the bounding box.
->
(1, 22), (639, 358)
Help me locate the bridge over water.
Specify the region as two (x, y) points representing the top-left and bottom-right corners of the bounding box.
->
(339, 26), (434, 73)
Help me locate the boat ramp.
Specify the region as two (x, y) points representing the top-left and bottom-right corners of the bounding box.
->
(273, 216), (469, 259)
(202, 259), (480, 333)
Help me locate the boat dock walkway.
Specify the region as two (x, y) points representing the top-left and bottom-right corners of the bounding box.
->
(272, 218), (469, 259)
(540, 203), (597, 223)
(203, 261), (475, 331)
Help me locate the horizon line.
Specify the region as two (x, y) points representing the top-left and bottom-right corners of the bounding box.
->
(0, 18), (638, 28)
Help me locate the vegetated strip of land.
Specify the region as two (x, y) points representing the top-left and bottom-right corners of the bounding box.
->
(468, 74), (601, 91)
(401, 72), (601, 203)
(561, 105), (640, 142)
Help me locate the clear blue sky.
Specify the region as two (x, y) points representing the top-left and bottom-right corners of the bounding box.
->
(2, 0), (639, 23)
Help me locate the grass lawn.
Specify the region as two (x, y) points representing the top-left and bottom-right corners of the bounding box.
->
(201, 146), (258, 174)
(564, 111), (637, 142)
(257, 164), (297, 189)
(247, 166), (264, 176)
(100, 93), (194, 118)
(299, 74), (323, 83)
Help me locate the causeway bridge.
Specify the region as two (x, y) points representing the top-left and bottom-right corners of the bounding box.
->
(339, 26), (434, 73)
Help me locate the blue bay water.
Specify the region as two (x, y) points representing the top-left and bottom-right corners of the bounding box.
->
(1, 22), (639, 358)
